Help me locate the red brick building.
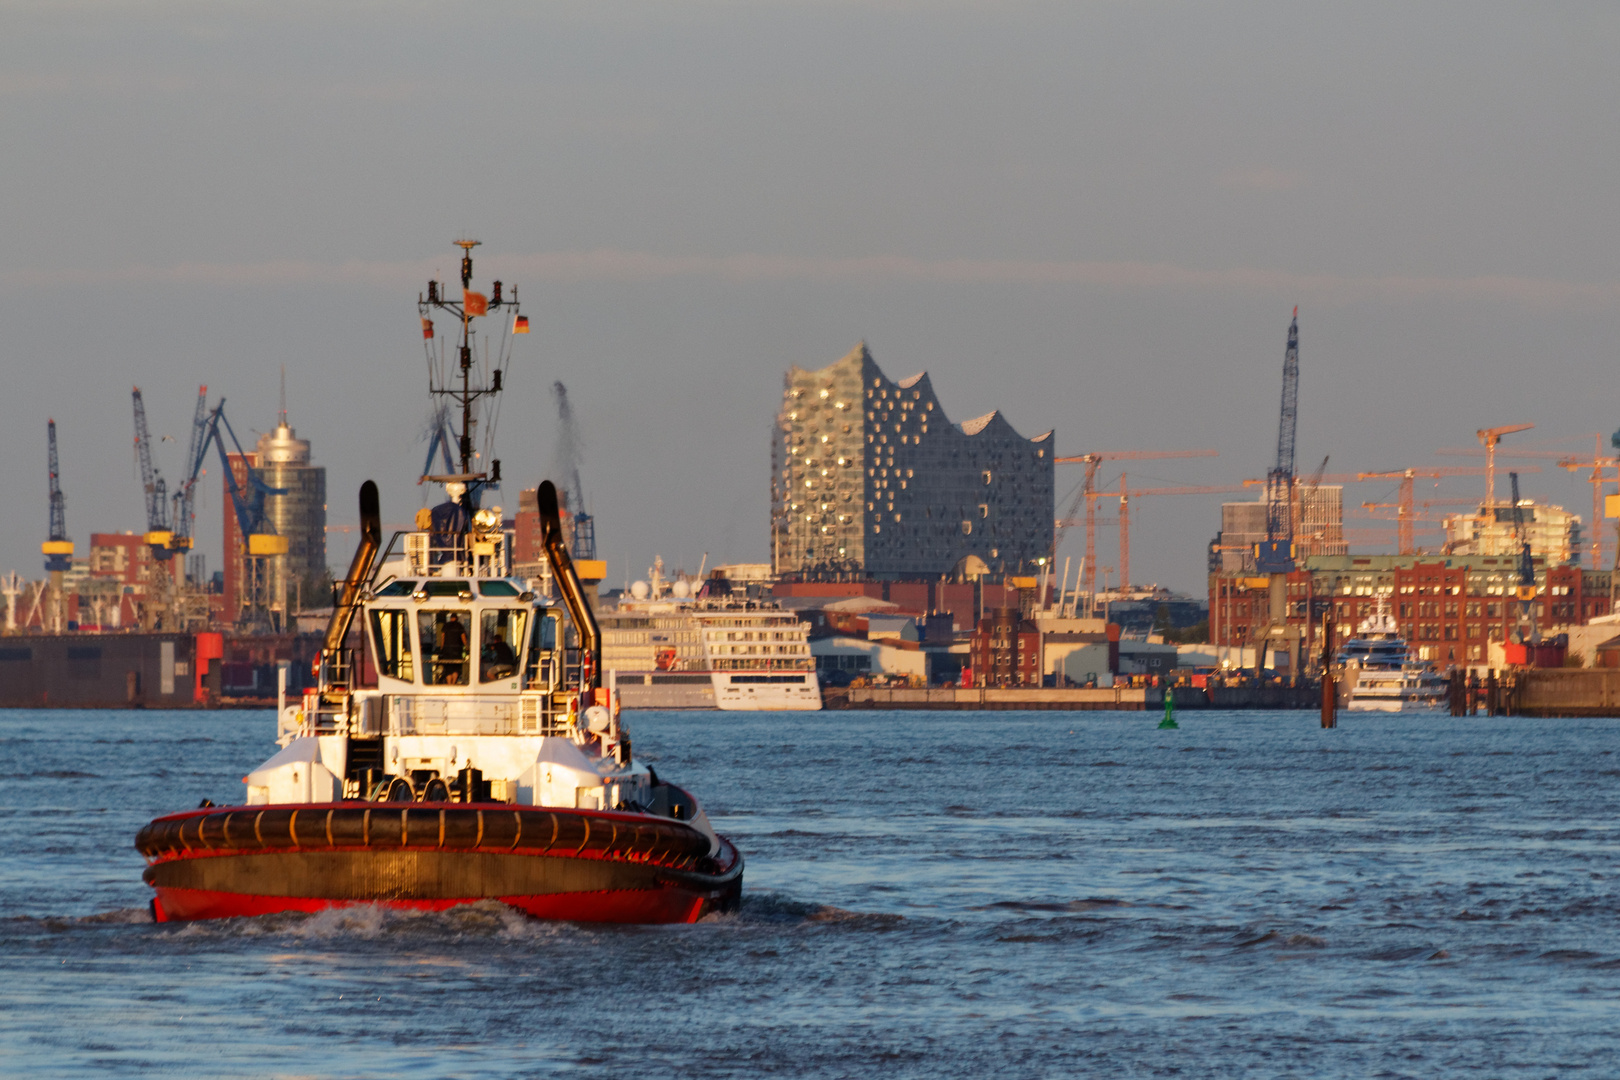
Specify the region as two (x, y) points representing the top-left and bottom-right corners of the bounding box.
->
(969, 607), (1041, 686)
(221, 451), (255, 622)
(88, 533), (156, 592)
(1210, 555), (1612, 667)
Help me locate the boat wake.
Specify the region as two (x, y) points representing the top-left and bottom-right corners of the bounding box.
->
(164, 900), (584, 942)
(702, 890), (905, 929)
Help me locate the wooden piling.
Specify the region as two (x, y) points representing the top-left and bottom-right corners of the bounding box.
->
(1319, 611), (1336, 729)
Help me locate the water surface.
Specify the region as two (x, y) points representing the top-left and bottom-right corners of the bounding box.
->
(2, 707), (1617, 1077)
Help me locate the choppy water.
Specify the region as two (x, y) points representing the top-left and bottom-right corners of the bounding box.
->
(2, 708), (1619, 1077)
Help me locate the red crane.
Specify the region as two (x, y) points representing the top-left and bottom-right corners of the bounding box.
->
(1558, 436), (1619, 569)
(1054, 449), (1217, 598)
(1354, 467), (1493, 556)
(1477, 423), (1534, 509)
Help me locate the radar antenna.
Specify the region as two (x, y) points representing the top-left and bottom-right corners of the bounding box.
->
(418, 239), (523, 512)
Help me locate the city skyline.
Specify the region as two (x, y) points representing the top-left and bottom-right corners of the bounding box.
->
(3, 3), (1619, 594)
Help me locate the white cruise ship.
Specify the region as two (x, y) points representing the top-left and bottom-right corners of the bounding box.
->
(598, 561), (821, 711)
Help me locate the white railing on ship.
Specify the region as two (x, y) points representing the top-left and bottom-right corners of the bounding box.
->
(281, 692), (569, 741)
(386, 693), (571, 736)
(402, 531), (510, 579)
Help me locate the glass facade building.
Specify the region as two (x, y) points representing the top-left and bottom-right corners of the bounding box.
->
(772, 343), (1054, 579)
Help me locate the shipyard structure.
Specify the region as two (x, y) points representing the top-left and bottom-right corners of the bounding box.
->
(772, 343), (1054, 580)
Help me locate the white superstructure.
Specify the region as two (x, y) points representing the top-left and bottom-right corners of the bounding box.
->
(1336, 596), (1447, 713)
(599, 569), (820, 710)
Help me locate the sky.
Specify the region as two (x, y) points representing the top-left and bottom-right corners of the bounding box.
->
(3, 0), (1619, 595)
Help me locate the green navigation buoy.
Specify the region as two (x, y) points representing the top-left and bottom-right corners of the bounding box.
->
(1158, 686), (1179, 729)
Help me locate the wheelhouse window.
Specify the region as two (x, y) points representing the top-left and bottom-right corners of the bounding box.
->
(480, 608), (528, 683)
(418, 609), (471, 685)
(369, 608), (415, 681)
(526, 611), (560, 690)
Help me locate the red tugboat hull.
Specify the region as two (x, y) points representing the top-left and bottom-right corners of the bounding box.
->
(136, 802), (742, 925)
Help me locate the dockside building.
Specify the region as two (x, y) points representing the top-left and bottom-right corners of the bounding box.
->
(771, 343), (1054, 580)
(1209, 555), (1612, 668)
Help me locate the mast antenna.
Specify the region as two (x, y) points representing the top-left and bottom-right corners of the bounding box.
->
(419, 239), (519, 510)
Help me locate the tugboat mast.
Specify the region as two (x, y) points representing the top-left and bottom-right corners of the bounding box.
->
(418, 238), (521, 511)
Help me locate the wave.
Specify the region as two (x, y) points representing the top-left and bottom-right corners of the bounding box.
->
(700, 890), (905, 929)
(973, 898), (1131, 913)
(164, 900), (580, 943)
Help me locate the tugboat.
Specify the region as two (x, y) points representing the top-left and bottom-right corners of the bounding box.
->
(135, 242), (742, 923)
(1336, 594), (1447, 713)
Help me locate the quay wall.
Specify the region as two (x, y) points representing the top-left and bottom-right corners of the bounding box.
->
(838, 683), (1321, 711)
(0, 633), (198, 708)
(1511, 670), (1620, 717)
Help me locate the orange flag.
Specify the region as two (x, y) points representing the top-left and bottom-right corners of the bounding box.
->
(464, 290), (489, 316)
(420, 317), (434, 340)
(513, 315), (530, 334)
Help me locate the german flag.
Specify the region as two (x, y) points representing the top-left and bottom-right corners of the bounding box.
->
(513, 315), (530, 334)
(464, 290), (489, 316)
(421, 317), (434, 340)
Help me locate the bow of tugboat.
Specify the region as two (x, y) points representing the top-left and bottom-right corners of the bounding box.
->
(135, 241), (742, 924)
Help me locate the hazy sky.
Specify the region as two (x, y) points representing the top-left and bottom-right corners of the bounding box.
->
(3, 1), (1619, 595)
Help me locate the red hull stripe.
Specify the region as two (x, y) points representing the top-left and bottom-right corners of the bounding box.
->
(153, 886), (708, 924)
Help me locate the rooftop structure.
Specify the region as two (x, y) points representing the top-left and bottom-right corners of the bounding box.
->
(771, 343), (1054, 580)
(1444, 500), (1581, 565)
(1216, 486), (1347, 573)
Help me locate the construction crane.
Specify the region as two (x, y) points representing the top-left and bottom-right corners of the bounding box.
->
(1355, 467), (1495, 555)
(1063, 482), (1248, 594)
(131, 387), (174, 559)
(420, 402), (457, 483)
(1257, 309), (1300, 574)
(1557, 435), (1619, 569)
(1054, 448), (1217, 599)
(190, 399), (284, 550)
(1509, 471), (1537, 644)
(171, 397), (287, 621)
(1477, 423), (1534, 509)
(1250, 309), (1305, 677)
(43, 419), (72, 633)
(551, 382), (596, 560)
(1356, 498), (1476, 552)
(164, 385), (209, 561)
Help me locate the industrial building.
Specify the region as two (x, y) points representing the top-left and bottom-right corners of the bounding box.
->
(1215, 487), (1347, 573)
(771, 343), (1055, 580)
(223, 414), (326, 625)
(1443, 500), (1581, 564)
(1208, 554), (1612, 669)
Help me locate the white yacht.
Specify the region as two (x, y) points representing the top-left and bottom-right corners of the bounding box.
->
(1336, 597), (1447, 712)
(598, 558), (821, 711)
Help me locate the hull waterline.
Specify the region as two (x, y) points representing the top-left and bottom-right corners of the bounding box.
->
(138, 802), (742, 925)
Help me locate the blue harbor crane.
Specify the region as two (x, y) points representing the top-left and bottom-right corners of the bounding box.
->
(131, 387), (175, 560)
(551, 381), (595, 561)
(176, 397), (285, 551)
(165, 396), (287, 625)
(1256, 309), (1300, 574)
(43, 419), (73, 633)
(1253, 309), (1305, 678)
(420, 403), (458, 482)
(43, 419), (71, 573)
(163, 385), (209, 561)
(1509, 471), (1538, 644)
